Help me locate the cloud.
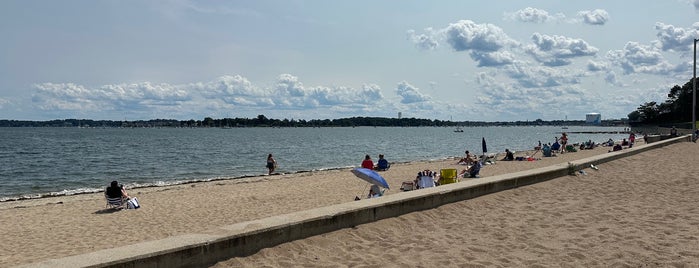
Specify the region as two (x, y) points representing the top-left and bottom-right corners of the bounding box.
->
(469, 50), (515, 67)
(587, 60), (609, 72)
(525, 33), (599, 66)
(32, 82), (190, 112)
(406, 29), (439, 50)
(504, 62), (582, 88)
(695, 0), (699, 11)
(577, 9), (609, 25)
(474, 72), (593, 119)
(30, 74), (390, 119)
(604, 71), (624, 87)
(653, 22), (699, 52)
(0, 98), (9, 109)
(444, 20), (515, 52)
(504, 7), (564, 23)
(606, 41), (678, 75)
(395, 81), (431, 104)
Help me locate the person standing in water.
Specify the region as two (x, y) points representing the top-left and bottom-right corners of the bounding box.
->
(266, 153), (277, 175)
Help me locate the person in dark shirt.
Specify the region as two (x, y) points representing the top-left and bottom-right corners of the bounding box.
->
(503, 149), (514, 161)
(105, 180), (129, 199)
(376, 154), (390, 171)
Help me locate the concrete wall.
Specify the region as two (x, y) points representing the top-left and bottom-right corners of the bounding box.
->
(23, 135), (691, 268)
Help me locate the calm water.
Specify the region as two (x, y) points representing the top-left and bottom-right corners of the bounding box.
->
(0, 126), (628, 201)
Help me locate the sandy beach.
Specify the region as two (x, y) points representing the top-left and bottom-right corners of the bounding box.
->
(213, 141), (699, 267)
(2, 139), (697, 267)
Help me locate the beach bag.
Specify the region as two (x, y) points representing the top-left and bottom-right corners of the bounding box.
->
(126, 197), (140, 209)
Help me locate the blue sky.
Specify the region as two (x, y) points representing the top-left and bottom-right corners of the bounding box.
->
(1, 0), (699, 121)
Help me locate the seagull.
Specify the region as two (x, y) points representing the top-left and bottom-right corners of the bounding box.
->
(590, 164), (599, 170)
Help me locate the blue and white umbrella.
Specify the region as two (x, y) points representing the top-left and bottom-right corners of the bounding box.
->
(351, 168), (390, 189)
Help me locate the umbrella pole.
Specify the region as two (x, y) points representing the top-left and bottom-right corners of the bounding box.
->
(355, 184), (370, 200)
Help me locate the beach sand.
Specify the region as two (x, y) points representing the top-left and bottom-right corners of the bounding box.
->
(213, 141), (699, 267)
(2, 140), (696, 267)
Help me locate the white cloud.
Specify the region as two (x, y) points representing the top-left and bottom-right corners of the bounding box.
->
(445, 20), (516, 52)
(473, 72), (594, 120)
(504, 62), (582, 88)
(577, 9), (609, 25)
(395, 81), (431, 104)
(606, 41), (678, 75)
(604, 71), (624, 86)
(653, 22), (699, 52)
(504, 7), (564, 23)
(586, 60), (609, 72)
(694, 0), (699, 11)
(406, 29), (439, 50)
(30, 74), (390, 119)
(525, 33), (599, 66)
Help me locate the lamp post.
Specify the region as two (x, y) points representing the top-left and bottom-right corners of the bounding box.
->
(693, 39), (698, 132)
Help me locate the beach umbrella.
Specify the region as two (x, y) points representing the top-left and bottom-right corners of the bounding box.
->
(351, 168), (390, 189)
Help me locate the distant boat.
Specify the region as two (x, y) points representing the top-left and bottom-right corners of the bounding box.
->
(454, 126), (464, 132)
(561, 126), (568, 129)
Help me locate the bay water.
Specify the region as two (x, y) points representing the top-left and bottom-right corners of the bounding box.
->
(0, 126), (628, 201)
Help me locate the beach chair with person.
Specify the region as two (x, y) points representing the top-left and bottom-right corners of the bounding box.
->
(459, 161), (482, 178)
(104, 180), (128, 209)
(367, 184), (385, 198)
(415, 170), (436, 189)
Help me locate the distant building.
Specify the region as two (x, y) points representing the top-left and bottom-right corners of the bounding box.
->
(586, 113), (601, 125)
(398, 112), (402, 119)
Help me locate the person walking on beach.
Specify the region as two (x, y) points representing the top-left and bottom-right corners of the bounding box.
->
(266, 153), (277, 175)
(560, 133), (568, 154)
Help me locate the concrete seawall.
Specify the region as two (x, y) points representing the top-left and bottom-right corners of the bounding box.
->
(23, 135), (691, 268)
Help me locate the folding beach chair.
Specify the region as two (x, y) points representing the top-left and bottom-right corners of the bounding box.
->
(416, 170), (436, 189)
(438, 168), (459, 185)
(105, 195), (126, 210)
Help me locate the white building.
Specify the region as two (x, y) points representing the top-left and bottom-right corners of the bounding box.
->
(586, 113), (601, 125)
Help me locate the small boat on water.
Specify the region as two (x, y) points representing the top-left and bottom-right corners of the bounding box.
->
(454, 126), (464, 132)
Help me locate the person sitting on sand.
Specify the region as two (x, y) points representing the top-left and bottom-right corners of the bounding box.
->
(503, 149), (514, 161)
(542, 144), (553, 157)
(361, 155), (374, 169)
(376, 154), (390, 171)
(621, 138), (629, 146)
(534, 141), (542, 151)
(609, 143), (622, 152)
(458, 150), (476, 165)
(606, 138), (614, 147)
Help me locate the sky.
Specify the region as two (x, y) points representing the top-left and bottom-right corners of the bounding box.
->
(1, 1), (699, 122)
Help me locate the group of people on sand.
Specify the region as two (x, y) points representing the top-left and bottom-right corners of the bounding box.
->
(361, 154), (391, 171)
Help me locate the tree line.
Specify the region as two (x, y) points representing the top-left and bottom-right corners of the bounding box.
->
(0, 116), (625, 128)
(628, 77), (698, 128)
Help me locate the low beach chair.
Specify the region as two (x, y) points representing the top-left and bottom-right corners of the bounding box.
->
(105, 195), (126, 209)
(416, 170), (436, 189)
(438, 168), (458, 185)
